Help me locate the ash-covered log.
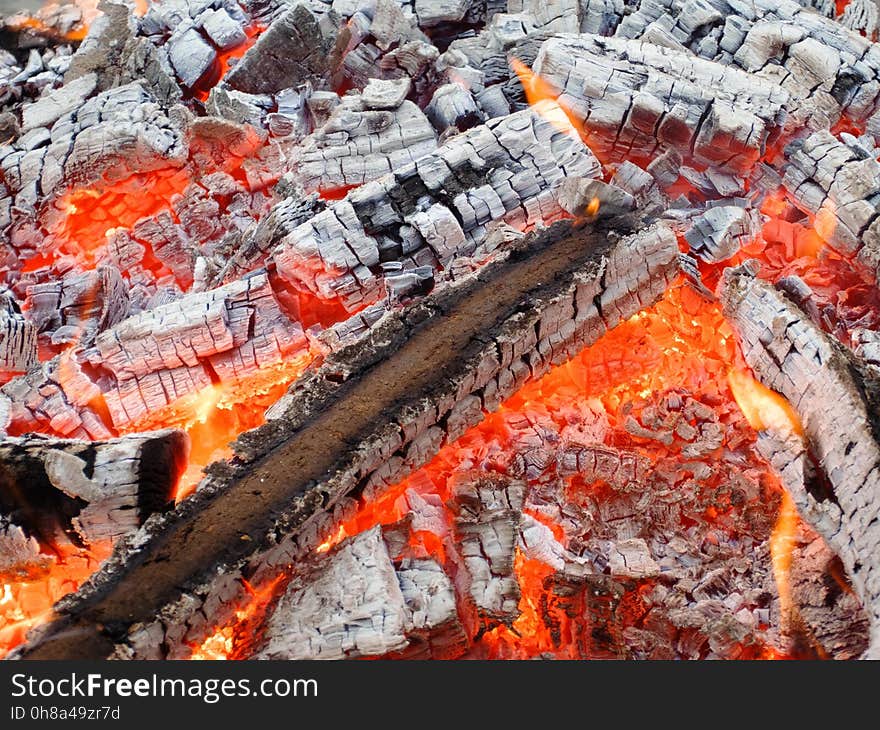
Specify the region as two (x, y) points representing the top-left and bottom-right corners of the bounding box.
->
(0, 429), (188, 547)
(533, 34), (789, 174)
(14, 214), (679, 659)
(267, 108), (601, 311)
(721, 264), (880, 657)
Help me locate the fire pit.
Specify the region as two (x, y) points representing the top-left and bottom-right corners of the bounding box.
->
(1, 0), (878, 661)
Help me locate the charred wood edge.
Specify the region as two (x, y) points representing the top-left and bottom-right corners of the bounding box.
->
(0, 430), (189, 548)
(13, 212), (679, 659)
(720, 265), (880, 658)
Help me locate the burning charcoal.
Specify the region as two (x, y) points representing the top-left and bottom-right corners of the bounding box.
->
(336, 0), (437, 94)
(255, 526), (465, 659)
(385, 266), (434, 302)
(783, 130), (880, 281)
(607, 538), (660, 579)
(557, 178), (635, 218)
(580, 0), (625, 34)
(852, 328), (880, 366)
(721, 264), (880, 657)
(65, 2), (179, 105)
(609, 161), (661, 208)
(220, 189), (324, 280)
(306, 89), (340, 127)
(617, 0), (880, 127)
(17, 218), (679, 659)
(684, 203), (762, 263)
(86, 271), (307, 430)
(225, 3), (342, 94)
(0, 430), (188, 545)
(450, 474), (525, 626)
(0, 516), (44, 575)
(425, 83), (484, 133)
(26, 266), (130, 350)
(0, 289), (37, 377)
(534, 35), (789, 175)
(205, 86), (271, 127)
(0, 81), (187, 274)
(20, 73), (97, 133)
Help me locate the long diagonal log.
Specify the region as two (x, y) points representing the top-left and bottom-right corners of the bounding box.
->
(721, 265), (880, 657)
(15, 214), (678, 659)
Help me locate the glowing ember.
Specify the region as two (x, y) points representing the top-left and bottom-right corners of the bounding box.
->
(0, 541), (112, 659)
(190, 576), (285, 660)
(119, 355), (314, 502)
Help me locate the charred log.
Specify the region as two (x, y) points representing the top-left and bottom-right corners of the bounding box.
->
(15, 214), (679, 659)
(721, 264), (880, 657)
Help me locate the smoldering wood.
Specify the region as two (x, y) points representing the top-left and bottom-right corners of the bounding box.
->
(614, 0), (880, 128)
(271, 108), (601, 312)
(450, 474), (524, 627)
(533, 34), (790, 175)
(684, 202), (762, 264)
(15, 216), (680, 659)
(293, 94), (437, 193)
(25, 265), (129, 349)
(0, 81), (187, 277)
(2, 269), (307, 436)
(721, 265), (880, 657)
(782, 130), (880, 281)
(0, 429), (188, 545)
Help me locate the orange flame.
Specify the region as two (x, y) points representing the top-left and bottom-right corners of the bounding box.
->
(770, 490), (799, 631)
(509, 57), (585, 145)
(123, 355), (314, 502)
(190, 575), (285, 660)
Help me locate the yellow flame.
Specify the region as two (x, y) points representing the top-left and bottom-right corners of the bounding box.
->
(727, 369), (803, 436)
(770, 490), (798, 632)
(509, 57), (583, 143)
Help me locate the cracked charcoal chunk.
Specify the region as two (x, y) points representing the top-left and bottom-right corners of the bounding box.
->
(294, 94), (437, 193)
(684, 203), (762, 263)
(225, 3), (343, 94)
(450, 474), (524, 626)
(0, 81), (188, 271)
(255, 525), (465, 659)
(2, 270), (306, 435)
(0, 289), (37, 377)
(167, 27), (217, 88)
(782, 130), (880, 282)
(615, 0), (880, 127)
